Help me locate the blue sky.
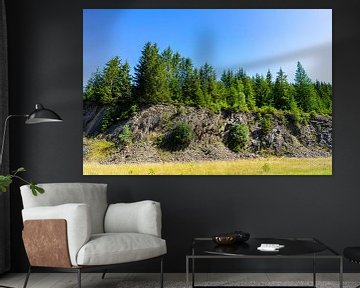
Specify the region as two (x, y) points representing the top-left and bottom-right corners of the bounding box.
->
(83, 9), (332, 85)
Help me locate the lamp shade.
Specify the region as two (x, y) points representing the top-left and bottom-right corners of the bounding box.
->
(25, 104), (63, 124)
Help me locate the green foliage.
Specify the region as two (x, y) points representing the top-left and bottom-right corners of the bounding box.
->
(176, 105), (186, 115)
(273, 68), (297, 111)
(254, 74), (272, 107)
(118, 125), (133, 147)
(243, 77), (256, 110)
(261, 114), (273, 135)
(285, 109), (310, 127)
(294, 61), (318, 113)
(221, 70), (247, 111)
(314, 80), (332, 114)
(0, 167), (43, 196)
(161, 122), (194, 151)
(0, 175), (12, 192)
(262, 163), (271, 173)
(100, 57), (122, 105)
(101, 107), (120, 132)
(128, 104), (138, 118)
(162, 48), (182, 102)
(85, 138), (116, 162)
(84, 43), (332, 118)
(101, 105), (138, 133)
(226, 123), (250, 152)
(134, 42), (171, 105)
(30, 182), (45, 196)
(84, 57), (132, 106)
(257, 105), (277, 115)
(118, 104), (138, 121)
(83, 69), (103, 103)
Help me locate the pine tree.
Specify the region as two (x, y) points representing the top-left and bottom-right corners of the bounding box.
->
(314, 80), (332, 114)
(243, 77), (256, 110)
(162, 47), (182, 102)
(84, 68), (103, 104)
(221, 69), (235, 89)
(100, 56), (123, 105)
(199, 63), (217, 106)
(214, 81), (228, 110)
(235, 68), (246, 81)
(171, 52), (182, 102)
(118, 61), (132, 105)
(84, 42), (332, 117)
(294, 61), (318, 112)
(273, 68), (297, 111)
(180, 57), (195, 104)
(253, 74), (271, 108)
(265, 69), (274, 107)
(190, 68), (205, 107)
(266, 69), (273, 87)
(134, 42), (170, 105)
(227, 79), (246, 110)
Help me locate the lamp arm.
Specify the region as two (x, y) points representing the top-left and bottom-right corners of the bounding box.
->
(0, 114), (28, 169)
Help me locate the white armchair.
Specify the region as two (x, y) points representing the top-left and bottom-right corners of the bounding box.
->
(20, 183), (166, 288)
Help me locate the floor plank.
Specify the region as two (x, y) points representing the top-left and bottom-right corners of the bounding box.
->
(1, 273), (359, 288)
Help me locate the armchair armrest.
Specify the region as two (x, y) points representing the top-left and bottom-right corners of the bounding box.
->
(104, 200), (162, 237)
(22, 203), (91, 266)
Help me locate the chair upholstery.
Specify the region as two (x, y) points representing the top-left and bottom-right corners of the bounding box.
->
(22, 203), (92, 266)
(77, 233), (167, 266)
(105, 201), (162, 237)
(20, 183), (107, 234)
(20, 183), (166, 267)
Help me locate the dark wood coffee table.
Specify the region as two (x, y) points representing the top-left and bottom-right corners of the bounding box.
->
(186, 237), (342, 288)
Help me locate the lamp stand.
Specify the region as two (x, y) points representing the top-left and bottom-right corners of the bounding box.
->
(0, 105), (62, 288)
(0, 114), (27, 169)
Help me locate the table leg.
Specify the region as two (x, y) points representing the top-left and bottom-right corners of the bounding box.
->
(339, 257), (343, 288)
(313, 254), (316, 287)
(186, 257), (189, 288)
(192, 257), (195, 288)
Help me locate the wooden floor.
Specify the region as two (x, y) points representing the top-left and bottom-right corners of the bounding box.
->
(0, 273), (359, 288)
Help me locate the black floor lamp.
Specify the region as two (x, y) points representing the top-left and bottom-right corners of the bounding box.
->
(0, 103), (63, 167)
(0, 103), (62, 288)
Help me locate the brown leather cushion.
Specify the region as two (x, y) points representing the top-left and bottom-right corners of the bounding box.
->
(23, 219), (71, 268)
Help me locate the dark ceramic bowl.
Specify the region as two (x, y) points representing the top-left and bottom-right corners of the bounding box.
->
(212, 233), (238, 245)
(212, 231), (250, 245)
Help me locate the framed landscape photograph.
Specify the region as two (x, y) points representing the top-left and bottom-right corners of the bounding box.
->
(83, 9), (332, 175)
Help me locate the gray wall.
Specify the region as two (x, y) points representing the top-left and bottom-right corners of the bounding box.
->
(5, 0), (360, 273)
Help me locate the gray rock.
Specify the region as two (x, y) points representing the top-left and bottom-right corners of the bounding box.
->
(83, 104), (332, 163)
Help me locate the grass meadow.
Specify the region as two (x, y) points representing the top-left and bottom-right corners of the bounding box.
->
(83, 157), (332, 175)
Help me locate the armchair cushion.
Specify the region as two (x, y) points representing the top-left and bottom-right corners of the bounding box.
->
(104, 200), (162, 237)
(22, 203), (91, 266)
(76, 233), (166, 266)
(20, 183), (108, 234)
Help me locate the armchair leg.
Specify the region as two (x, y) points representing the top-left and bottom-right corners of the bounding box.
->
(160, 257), (164, 288)
(77, 268), (81, 288)
(101, 270), (107, 279)
(23, 266), (31, 288)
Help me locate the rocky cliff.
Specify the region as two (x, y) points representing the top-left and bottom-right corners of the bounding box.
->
(83, 104), (332, 164)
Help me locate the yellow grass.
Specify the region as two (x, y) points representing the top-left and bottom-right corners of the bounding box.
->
(83, 157), (332, 175)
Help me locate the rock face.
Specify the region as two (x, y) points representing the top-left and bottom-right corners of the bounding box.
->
(83, 105), (107, 136)
(83, 104), (332, 164)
